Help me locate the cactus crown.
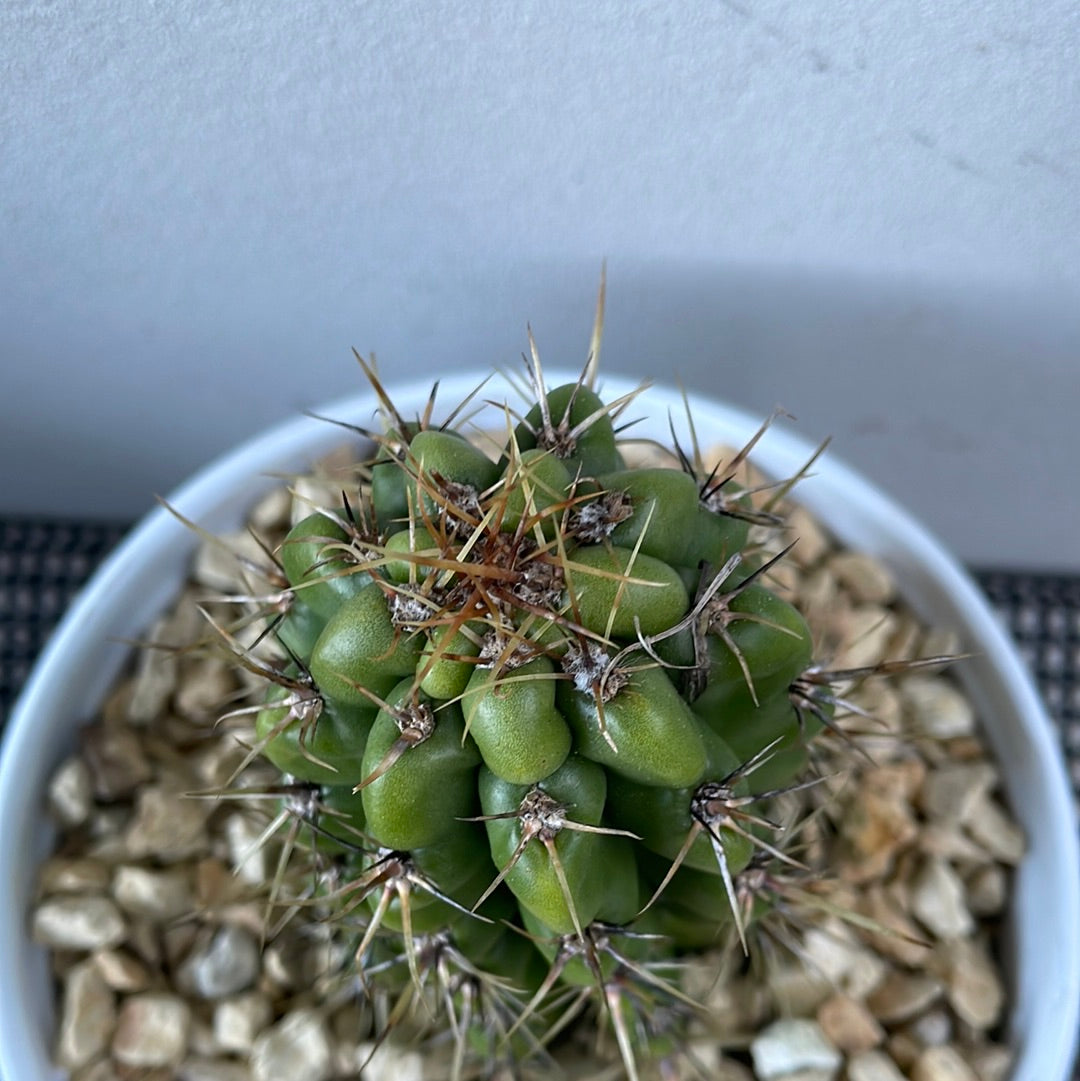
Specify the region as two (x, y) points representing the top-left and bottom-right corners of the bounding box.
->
(207, 293), (938, 1080)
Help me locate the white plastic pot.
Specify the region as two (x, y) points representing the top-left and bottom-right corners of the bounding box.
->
(2, 371), (1077, 1080)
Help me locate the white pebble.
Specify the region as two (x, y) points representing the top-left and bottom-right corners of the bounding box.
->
(92, 948), (151, 992)
(750, 1018), (842, 1079)
(112, 864), (195, 923)
(214, 991), (274, 1052)
(250, 485), (292, 531)
(901, 677), (975, 739)
(940, 938), (1005, 1031)
(800, 924), (888, 1001)
(816, 993), (884, 1052)
(181, 924), (263, 999)
(124, 784), (212, 862)
(47, 756), (94, 827)
(965, 794), (1025, 864)
(112, 992), (192, 1066)
(787, 505), (832, 566)
(866, 971), (944, 1024)
(847, 1050), (907, 1081)
(830, 551), (896, 604)
(919, 762), (998, 823)
(193, 531), (268, 592)
(904, 1008), (953, 1048)
(911, 858), (975, 939)
(965, 863), (1008, 916)
(55, 959), (116, 1069)
(251, 1008), (334, 1081)
(351, 1040), (425, 1081)
(911, 1045), (979, 1081)
(836, 607), (899, 669)
(226, 812), (271, 884)
(127, 616), (179, 724)
(38, 856), (111, 894)
(33, 895), (127, 951)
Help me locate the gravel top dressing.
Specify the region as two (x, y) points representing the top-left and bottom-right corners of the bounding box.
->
(33, 429), (1018, 1081)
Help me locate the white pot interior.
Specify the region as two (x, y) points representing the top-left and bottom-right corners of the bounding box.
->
(2, 370), (1077, 1080)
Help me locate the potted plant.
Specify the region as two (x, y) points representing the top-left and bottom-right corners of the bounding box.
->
(1, 309), (1077, 1081)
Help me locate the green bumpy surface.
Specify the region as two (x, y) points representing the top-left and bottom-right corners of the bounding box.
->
(256, 378), (827, 1065)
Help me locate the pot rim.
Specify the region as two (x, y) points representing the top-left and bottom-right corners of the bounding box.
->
(2, 368), (1077, 1080)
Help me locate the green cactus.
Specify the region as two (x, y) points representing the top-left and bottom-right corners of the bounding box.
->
(217, 319), (931, 1080)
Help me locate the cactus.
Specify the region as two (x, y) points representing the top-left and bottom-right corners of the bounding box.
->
(210, 294), (939, 1080)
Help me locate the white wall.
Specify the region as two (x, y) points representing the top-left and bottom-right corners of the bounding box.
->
(2, 0), (1078, 568)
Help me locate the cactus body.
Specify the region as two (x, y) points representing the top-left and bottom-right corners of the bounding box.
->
(242, 359), (854, 1078)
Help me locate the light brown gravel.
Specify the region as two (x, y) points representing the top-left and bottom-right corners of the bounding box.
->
(33, 444), (1022, 1081)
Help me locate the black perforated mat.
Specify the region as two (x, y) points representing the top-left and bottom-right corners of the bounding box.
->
(0, 518), (130, 718)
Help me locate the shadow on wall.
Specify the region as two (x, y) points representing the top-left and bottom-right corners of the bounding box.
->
(595, 262), (1078, 571)
(1, 259), (1076, 568)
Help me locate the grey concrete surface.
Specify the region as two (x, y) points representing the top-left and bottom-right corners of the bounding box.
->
(2, 1), (1077, 567)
